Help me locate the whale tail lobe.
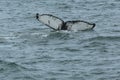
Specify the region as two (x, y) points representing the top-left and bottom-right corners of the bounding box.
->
(36, 13), (64, 30)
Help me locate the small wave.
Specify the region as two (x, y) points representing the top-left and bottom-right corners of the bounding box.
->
(0, 59), (38, 80)
(0, 13), (11, 20)
(0, 37), (7, 43)
(83, 36), (120, 42)
(55, 47), (80, 52)
(54, 59), (83, 65)
(0, 60), (28, 73)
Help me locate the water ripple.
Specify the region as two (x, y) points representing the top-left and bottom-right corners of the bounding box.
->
(0, 0), (120, 80)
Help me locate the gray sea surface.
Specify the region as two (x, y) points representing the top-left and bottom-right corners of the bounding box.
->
(0, 0), (120, 80)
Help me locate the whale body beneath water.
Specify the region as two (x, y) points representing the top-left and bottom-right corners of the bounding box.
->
(36, 13), (95, 31)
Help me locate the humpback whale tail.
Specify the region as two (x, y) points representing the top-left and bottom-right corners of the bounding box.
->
(36, 13), (95, 31)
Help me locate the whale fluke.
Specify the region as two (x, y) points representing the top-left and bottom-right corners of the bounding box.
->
(36, 13), (95, 31)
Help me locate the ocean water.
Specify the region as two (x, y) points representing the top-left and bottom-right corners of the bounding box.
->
(0, 0), (120, 80)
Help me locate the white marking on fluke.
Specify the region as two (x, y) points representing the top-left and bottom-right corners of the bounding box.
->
(36, 13), (95, 31)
